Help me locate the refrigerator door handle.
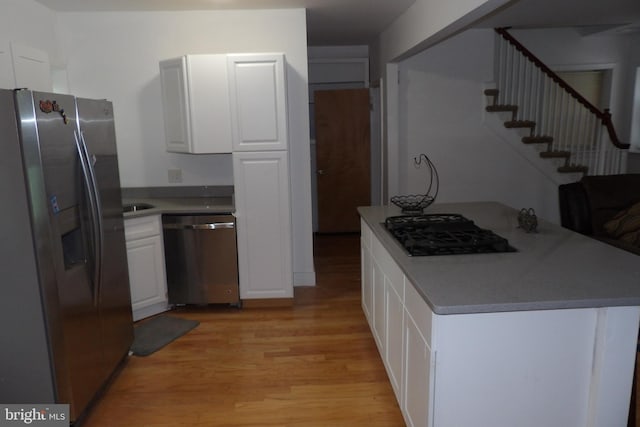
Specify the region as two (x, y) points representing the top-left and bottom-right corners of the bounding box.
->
(79, 130), (104, 304)
(74, 130), (103, 306)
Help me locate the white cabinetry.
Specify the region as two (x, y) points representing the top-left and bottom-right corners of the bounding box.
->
(0, 42), (14, 89)
(385, 274), (404, 401)
(124, 215), (169, 321)
(227, 53), (288, 151)
(371, 257), (385, 351)
(158, 53), (287, 153)
(403, 312), (431, 427)
(229, 53), (292, 304)
(233, 151), (292, 301)
(362, 218), (414, 410)
(0, 41), (52, 92)
(11, 43), (52, 92)
(360, 219), (640, 427)
(402, 278), (433, 427)
(360, 224), (373, 321)
(157, 52), (293, 304)
(159, 54), (232, 154)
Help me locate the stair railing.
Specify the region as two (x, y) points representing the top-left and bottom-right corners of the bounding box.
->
(493, 27), (629, 176)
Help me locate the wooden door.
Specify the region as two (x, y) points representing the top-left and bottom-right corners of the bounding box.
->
(315, 89), (371, 233)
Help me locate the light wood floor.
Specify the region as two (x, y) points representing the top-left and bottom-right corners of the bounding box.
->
(81, 234), (405, 426)
(81, 234), (640, 426)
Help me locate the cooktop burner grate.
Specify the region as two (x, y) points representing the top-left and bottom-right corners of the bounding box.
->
(384, 213), (516, 256)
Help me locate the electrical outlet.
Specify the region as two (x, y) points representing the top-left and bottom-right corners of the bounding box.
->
(168, 168), (182, 183)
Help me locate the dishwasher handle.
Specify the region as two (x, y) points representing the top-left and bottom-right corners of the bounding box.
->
(163, 222), (235, 230)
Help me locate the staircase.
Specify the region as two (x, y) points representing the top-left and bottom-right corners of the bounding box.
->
(485, 28), (629, 177)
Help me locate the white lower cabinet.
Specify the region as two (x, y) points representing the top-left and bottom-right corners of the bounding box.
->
(362, 219), (410, 409)
(360, 219), (639, 427)
(385, 280), (404, 401)
(371, 257), (385, 351)
(403, 311), (432, 427)
(360, 233), (373, 321)
(233, 151), (293, 300)
(124, 215), (169, 321)
(361, 218), (432, 426)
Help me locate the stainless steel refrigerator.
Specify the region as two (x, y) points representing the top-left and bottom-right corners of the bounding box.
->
(0, 89), (133, 422)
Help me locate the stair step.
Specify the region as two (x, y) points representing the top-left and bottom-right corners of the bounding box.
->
(540, 151), (570, 159)
(486, 105), (517, 113)
(505, 120), (535, 129)
(558, 165), (588, 174)
(522, 135), (553, 144)
(484, 89), (499, 97)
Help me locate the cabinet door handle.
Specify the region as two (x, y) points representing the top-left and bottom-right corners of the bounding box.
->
(163, 222), (235, 230)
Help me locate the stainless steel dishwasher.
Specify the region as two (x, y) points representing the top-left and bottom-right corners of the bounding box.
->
(162, 214), (240, 306)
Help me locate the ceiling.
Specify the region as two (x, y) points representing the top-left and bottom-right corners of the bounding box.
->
(33, 0), (416, 46)
(34, 0), (640, 46)
(474, 0), (640, 36)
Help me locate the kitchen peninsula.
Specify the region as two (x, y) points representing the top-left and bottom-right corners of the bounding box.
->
(359, 201), (640, 427)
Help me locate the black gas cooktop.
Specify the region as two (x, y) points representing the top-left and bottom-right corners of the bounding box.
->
(384, 213), (516, 256)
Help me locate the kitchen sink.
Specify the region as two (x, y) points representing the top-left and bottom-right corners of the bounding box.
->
(122, 203), (155, 213)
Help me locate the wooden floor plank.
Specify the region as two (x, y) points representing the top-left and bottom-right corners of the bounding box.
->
(81, 234), (405, 426)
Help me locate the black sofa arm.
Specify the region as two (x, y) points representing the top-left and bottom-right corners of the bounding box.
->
(559, 182), (593, 235)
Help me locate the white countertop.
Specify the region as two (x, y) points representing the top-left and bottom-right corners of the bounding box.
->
(358, 201), (640, 315)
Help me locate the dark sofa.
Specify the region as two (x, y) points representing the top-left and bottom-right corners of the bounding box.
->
(559, 174), (640, 255)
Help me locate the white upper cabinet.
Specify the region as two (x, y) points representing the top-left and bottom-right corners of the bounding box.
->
(0, 42), (14, 89)
(227, 53), (288, 151)
(0, 42), (52, 92)
(159, 54), (232, 154)
(12, 43), (52, 92)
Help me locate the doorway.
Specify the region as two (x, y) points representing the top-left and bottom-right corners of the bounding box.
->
(556, 69), (609, 109)
(314, 88), (371, 233)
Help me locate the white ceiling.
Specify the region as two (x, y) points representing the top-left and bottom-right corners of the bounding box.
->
(33, 0), (417, 45)
(475, 0), (640, 36)
(34, 0), (640, 46)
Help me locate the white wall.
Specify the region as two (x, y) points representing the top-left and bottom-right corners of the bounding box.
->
(398, 29), (563, 222)
(371, 0), (510, 208)
(52, 8), (315, 285)
(0, 0), (58, 64)
(55, 9), (306, 186)
(393, 27), (640, 223)
(0, 0), (59, 90)
(376, 0), (509, 67)
(511, 28), (636, 144)
(628, 32), (640, 153)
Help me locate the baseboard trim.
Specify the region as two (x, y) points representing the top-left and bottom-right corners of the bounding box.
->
(294, 271), (316, 286)
(241, 298), (294, 308)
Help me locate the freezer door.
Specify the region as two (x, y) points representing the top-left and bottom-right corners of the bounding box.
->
(23, 90), (105, 420)
(0, 89), (60, 404)
(76, 97), (133, 372)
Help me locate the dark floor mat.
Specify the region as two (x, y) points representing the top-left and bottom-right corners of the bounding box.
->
(130, 315), (199, 356)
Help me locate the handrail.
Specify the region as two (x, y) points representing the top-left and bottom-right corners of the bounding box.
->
(495, 27), (630, 150)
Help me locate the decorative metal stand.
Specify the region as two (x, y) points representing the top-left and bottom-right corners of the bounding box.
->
(518, 208), (538, 233)
(390, 154), (439, 215)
